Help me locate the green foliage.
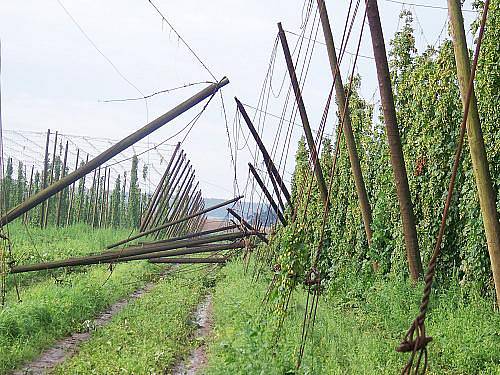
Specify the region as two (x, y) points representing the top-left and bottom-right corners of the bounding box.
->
(205, 260), (500, 374)
(0, 226), (159, 373)
(269, 5), (499, 299)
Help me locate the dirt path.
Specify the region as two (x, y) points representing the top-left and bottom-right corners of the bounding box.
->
(172, 294), (213, 375)
(13, 281), (159, 375)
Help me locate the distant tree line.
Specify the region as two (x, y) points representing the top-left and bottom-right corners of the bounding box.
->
(0, 153), (150, 229)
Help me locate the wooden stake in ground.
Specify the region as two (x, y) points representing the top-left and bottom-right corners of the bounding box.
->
(365, 0), (423, 281)
(448, 0), (500, 306)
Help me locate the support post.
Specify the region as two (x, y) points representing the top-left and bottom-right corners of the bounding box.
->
(227, 207), (268, 244)
(66, 148), (80, 226)
(40, 129), (50, 228)
(365, 0), (422, 280)
(317, 0), (373, 245)
(56, 140), (69, 227)
(448, 0), (500, 306)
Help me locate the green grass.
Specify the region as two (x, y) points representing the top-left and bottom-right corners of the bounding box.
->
(0, 224), (159, 374)
(4, 223), (134, 287)
(53, 267), (213, 374)
(205, 260), (500, 374)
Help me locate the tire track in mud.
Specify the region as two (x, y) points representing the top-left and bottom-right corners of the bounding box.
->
(13, 280), (160, 375)
(172, 294), (213, 375)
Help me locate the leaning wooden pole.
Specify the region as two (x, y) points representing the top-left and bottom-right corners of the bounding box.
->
(448, 0), (500, 306)
(317, 0), (373, 246)
(235, 98), (293, 209)
(140, 142), (181, 230)
(249, 163), (286, 226)
(0, 78), (229, 227)
(365, 0), (422, 280)
(277, 22), (329, 207)
(227, 208), (268, 244)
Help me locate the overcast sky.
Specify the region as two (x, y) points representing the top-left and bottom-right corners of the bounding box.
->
(0, 1), (477, 199)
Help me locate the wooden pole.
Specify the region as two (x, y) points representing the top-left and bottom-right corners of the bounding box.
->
(277, 22), (330, 206)
(448, 0), (500, 306)
(249, 163), (286, 226)
(106, 195), (244, 249)
(76, 154), (89, 224)
(66, 148), (80, 226)
(149, 152), (186, 230)
(23, 165), (35, 225)
(235, 98), (293, 210)
(44, 131), (59, 227)
(56, 140), (69, 227)
(0, 78), (229, 227)
(40, 129), (51, 228)
(317, 0), (373, 245)
(105, 168), (111, 227)
(11, 231), (252, 273)
(227, 208), (268, 244)
(365, 0), (422, 280)
(140, 142), (181, 230)
(92, 167), (101, 227)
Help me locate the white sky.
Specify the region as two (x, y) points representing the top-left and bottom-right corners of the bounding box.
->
(0, 1), (477, 199)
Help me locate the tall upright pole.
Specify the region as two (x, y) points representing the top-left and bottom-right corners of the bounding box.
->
(277, 22), (329, 207)
(76, 154), (89, 224)
(317, 0), (373, 246)
(40, 129), (51, 228)
(66, 148), (80, 226)
(44, 131), (59, 227)
(56, 140), (69, 227)
(23, 165), (35, 225)
(365, 0), (422, 280)
(0, 78), (229, 226)
(448, 0), (499, 305)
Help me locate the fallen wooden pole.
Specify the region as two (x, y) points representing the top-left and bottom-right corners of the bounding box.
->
(0, 78), (229, 226)
(149, 257), (227, 264)
(106, 195), (243, 249)
(135, 224), (238, 247)
(111, 241), (244, 262)
(9, 230), (257, 273)
(227, 208), (268, 244)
